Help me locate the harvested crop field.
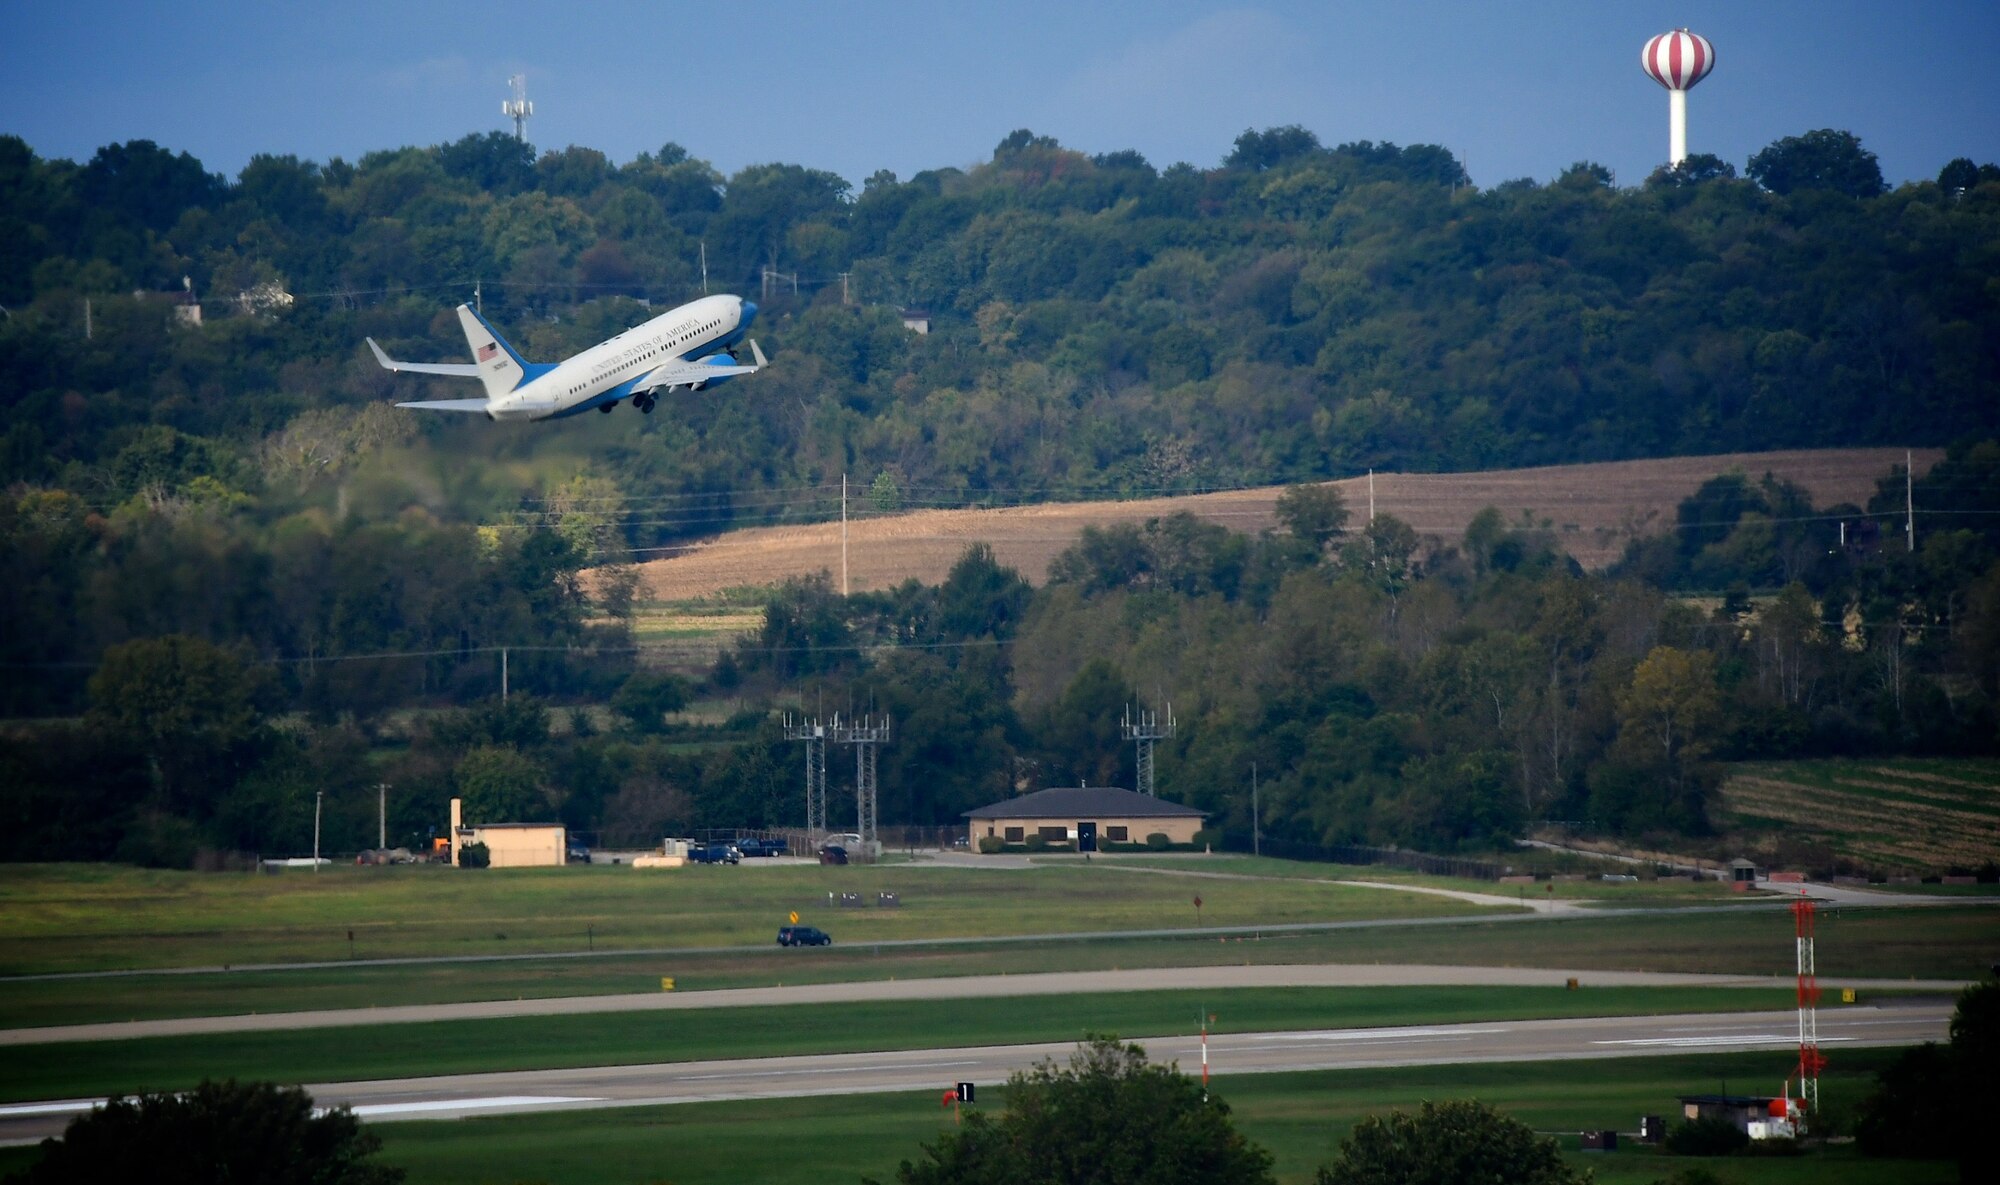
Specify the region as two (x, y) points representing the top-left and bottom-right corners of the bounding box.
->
(1716, 758), (2000, 872)
(634, 448), (1937, 600)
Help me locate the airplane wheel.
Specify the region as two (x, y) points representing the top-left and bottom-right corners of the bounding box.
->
(598, 402), (616, 413)
(639, 397), (656, 414)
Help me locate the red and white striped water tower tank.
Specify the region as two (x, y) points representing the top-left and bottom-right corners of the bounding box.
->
(1641, 29), (1716, 166)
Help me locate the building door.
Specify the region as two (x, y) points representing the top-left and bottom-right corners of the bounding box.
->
(1076, 821), (1097, 852)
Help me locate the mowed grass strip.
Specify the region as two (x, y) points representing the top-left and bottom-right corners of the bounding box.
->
(0, 861), (1501, 976)
(0, 1048), (1945, 1185)
(0, 984), (1804, 1104)
(2, 903), (1989, 1030)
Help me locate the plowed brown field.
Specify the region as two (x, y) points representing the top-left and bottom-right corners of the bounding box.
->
(634, 448), (1939, 600)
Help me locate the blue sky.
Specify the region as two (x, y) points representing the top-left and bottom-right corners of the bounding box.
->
(5, 1), (1995, 190)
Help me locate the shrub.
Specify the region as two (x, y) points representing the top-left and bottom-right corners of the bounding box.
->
(1192, 828), (1222, 849)
(457, 841), (490, 869)
(13, 1078), (405, 1184)
(1145, 832), (1171, 850)
(1024, 834), (1048, 851)
(977, 836), (1004, 854)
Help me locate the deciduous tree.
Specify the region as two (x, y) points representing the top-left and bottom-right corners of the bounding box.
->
(883, 1036), (1274, 1185)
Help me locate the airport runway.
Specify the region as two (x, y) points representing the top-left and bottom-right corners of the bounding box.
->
(0, 1002), (1950, 1144)
(1, 963), (1970, 1046)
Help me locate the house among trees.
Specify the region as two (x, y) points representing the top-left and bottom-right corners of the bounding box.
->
(964, 786), (1206, 852)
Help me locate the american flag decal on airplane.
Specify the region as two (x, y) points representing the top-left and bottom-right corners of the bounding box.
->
(478, 342), (498, 361)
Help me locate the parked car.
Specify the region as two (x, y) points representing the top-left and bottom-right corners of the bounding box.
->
(736, 837), (788, 857)
(687, 842), (740, 865)
(817, 845), (848, 865)
(566, 840), (591, 864)
(776, 925), (831, 947)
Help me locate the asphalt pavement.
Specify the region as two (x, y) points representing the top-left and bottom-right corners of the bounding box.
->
(0, 1002), (1952, 1144)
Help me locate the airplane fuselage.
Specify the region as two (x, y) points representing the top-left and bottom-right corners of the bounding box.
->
(488, 294), (755, 422)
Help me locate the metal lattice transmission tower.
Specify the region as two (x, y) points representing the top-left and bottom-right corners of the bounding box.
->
(1793, 899), (1825, 1116)
(503, 75), (534, 142)
(830, 715), (891, 850)
(783, 715), (828, 839)
(1121, 703), (1175, 796)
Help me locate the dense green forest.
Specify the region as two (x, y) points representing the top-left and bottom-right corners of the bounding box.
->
(1, 124), (1996, 867)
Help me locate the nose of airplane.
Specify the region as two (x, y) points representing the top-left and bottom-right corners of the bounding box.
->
(739, 299), (758, 329)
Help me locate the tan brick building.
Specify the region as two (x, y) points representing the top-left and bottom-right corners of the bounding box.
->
(964, 786), (1206, 851)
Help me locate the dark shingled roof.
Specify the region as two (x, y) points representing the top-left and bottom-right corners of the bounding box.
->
(963, 785), (1205, 820)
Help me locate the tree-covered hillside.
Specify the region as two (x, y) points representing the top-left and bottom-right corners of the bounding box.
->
(2, 124), (1996, 867)
(2, 126), (1996, 543)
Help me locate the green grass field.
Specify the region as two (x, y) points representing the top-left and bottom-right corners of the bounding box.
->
(0, 854), (1983, 1184)
(0, 860), (1509, 976)
(2, 894), (1989, 1031)
(0, 984), (1818, 1103)
(0, 1048), (1945, 1185)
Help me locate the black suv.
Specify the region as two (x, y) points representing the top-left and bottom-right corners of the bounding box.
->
(777, 925), (831, 947)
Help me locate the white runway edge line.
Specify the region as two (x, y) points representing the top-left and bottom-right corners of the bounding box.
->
(0, 1101), (97, 1118)
(344, 1096), (603, 1118)
(0, 1095), (609, 1121)
(1243, 1026), (1509, 1043)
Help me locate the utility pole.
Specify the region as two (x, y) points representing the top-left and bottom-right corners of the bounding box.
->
(501, 647), (509, 700)
(1905, 448), (1915, 553)
(841, 474), (850, 596)
(313, 791), (324, 871)
(378, 783), (389, 850)
(1251, 763), (1260, 857)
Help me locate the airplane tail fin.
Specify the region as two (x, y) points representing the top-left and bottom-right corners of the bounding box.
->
(456, 305), (528, 399)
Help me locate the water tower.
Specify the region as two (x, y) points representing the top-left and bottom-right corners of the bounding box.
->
(1641, 28), (1715, 166)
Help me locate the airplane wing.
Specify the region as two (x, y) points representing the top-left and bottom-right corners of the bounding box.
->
(368, 337), (482, 378)
(395, 399), (493, 413)
(630, 341), (768, 395)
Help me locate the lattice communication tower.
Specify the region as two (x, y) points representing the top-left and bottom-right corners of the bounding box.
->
(782, 714), (828, 838)
(1121, 703), (1175, 796)
(503, 75), (534, 142)
(830, 715), (891, 850)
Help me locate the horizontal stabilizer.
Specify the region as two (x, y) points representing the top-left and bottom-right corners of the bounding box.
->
(395, 399), (493, 413)
(368, 337), (482, 377)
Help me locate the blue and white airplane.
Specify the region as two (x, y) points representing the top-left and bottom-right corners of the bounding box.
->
(366, 294), (765, 421)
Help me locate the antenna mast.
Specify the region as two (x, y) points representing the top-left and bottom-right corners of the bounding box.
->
(503, 75), (534, 142)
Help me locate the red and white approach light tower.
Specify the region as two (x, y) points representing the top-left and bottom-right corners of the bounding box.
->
(1642, 28), (1716, 166)
(1793, 899), (1825, 1117)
